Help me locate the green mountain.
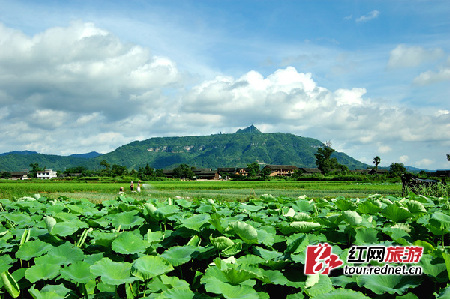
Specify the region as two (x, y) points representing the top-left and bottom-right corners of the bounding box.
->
(92, 126), (367, 170)
(0, 126), (368, 171)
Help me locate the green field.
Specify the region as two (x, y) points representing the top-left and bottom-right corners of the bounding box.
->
(0, 180), (403, 202)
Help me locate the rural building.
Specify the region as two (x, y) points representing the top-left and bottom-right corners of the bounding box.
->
(263, 165), (298, 176)
(193, 169), (220, 180)
(10, 171), (29, 180)
(37, 169), (58, 179)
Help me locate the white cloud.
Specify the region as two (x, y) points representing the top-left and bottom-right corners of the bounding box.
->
(355, 10), (380, 23)
(399, 155), (409, 163)
(0, 21), (181, 120)
(379, 144), (392, 154)
(388, 45), (444, 69)
(413, 67), (450, 85)
(416, 158), (434, 168)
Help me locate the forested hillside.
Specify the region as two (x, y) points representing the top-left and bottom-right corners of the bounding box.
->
(0, 126), (368, 171)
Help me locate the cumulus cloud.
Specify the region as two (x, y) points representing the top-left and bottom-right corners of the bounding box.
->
(413, 67), (450, 85)
(355, 10), (380, 23)
(0, 22), (448, 169)
(0, 21), (181, 121)
(388, 45), (444, 69)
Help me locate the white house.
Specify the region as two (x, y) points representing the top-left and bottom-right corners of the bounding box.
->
(37, 169), (57, 179)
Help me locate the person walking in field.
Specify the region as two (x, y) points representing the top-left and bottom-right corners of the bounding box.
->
(137, 180), (141, 193)
(130, 181), (134, 191)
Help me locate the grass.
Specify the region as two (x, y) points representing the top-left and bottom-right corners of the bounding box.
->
(0, 179), (403, 202)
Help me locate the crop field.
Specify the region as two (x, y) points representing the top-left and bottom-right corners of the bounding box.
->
(0, 180), (403, 202)
(0, 192), (449, 298)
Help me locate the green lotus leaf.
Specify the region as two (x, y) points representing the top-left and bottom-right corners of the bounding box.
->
(25, 264), (60, 283)
(29, 288), (62, 299)
(60, 261), (96, 284)
(90, 257), (136, 285)
(357, 200), (382, 214)
(256, 226), (276, 246)
(238, 203), (263, 212)
(157, 205), (181, 216)
(180, 214), (211, 231)
(428, 212), (450, 235)
(3, 213), (32, 226)
(341, 211), (362, 226)
(404, 200), (427, 214)
(131, 256), (174, 280)
(289, 221), (320, 232)
(51, 220), (87, 237)
(210, 236), (235, 250)
(354, 227), (379, 245)
(356, 275), (422, 295)
(304, 274), (333, 298)
(155, 288), (195, 299)
(202, 275), (259, 299)
(91, 231), (119, 247)
(160, 246), (198, 266)
(15, 240), (52, 261)
(382, 203), (412, 223)
(146, 230), (164, 243)
(0, 255), (14, 273)
(109, 211), (145, 229)
(112, 231), (150, 254)
(229, 221), (258, 244)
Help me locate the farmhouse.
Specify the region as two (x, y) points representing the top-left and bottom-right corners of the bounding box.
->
(263, 165), (298, 176)
(193, 169), (220, 180)
(10, 171), (29, 180)
(37, 169), (58, 179)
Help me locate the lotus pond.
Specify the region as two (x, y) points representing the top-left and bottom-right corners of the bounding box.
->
(0, 193), (449, 298)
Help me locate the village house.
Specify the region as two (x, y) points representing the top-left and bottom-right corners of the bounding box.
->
(263, 165), (298, 176)
(37, 169), (58, 179)
(10, 171), (29, 180)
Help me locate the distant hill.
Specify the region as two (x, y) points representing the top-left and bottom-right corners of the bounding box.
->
(92, 126), (368, 170)
(0, 150), (39, 156)
(69, 151), (102, 158)
(0, 126), (369, 171)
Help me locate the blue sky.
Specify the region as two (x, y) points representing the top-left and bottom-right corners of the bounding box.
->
(0, 0), (449, 170)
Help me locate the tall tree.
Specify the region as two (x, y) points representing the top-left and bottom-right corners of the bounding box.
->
(447, 154), (450, 161)
(29, 163), (43, 178)
(373, 156), (381, 171)
(247, 162), (260, 178)
(389, 163), (406, 177)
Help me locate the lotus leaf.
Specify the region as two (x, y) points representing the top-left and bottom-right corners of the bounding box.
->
(60, 261), (95, 284)
(229, 221), (258, 244)
(131, 256), (174, 280)
(112, 231), (150, 254)
(15, 240), (52, 261)
(90, 258), (136, 285)
(289, 221), (320, 232)
(180, 214), (210, 231)
(160, 246), (198, 266)
(25, 264), (60, 283)
(109, 211), (144, 229)
(356, 275), (422, 295)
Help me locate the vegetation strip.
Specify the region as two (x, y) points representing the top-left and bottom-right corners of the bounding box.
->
(0, 192), (449, 298)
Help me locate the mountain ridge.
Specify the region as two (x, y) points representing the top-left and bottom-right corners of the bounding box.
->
(0, 126), (369, 171)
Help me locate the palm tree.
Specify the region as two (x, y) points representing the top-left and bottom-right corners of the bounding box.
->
(373, 156), (381, 171)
